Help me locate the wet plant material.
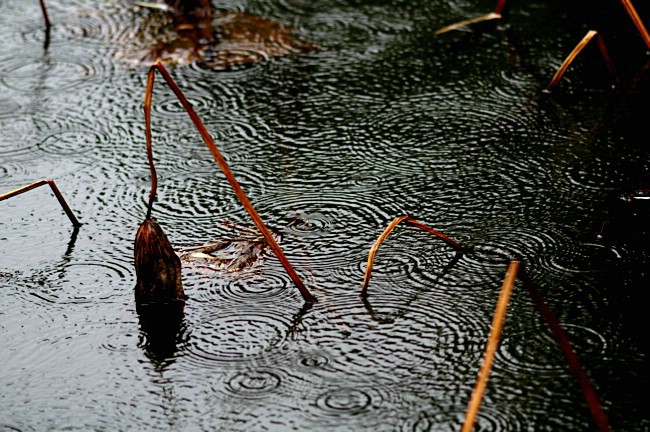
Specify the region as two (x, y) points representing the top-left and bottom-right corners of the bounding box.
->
(134, 218), (185, 304)
(546, 30), (618, 92)
(360, 218), (611, 431)
(360, 215), (465, 298)
(0, 179), (81, 227)
(175, 221), (281, 276)
(138, 61), (315, 303)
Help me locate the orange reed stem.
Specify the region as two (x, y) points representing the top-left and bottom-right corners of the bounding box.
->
(619, 0), (650, 49)
(145, 62), (316, 303)
(547, 30), (618, 91)
(360, 215), (464, 297)
(461, 260), (519, 432)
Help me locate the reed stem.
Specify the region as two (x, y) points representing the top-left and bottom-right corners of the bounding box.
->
(146, 62), (316, 303)
(547, 31), (618, 91)
(38, 0), (51, 30)
(619, 0), (650, 49)
(360, 215), (464, 297)
(461, 260), (519, 432)
(1, 179), (81, 227)
(522, 270), (611, 431)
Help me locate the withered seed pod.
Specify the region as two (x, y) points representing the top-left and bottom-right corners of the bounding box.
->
(134, 218), (185, 304)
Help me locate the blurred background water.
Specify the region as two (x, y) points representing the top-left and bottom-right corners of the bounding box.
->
(1, 0), (648, 430)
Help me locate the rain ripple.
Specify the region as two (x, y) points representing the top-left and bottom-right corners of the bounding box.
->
(181, 307), (303, 370)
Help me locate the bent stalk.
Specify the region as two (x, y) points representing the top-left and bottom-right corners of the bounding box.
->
(146, 62), (316, 303)
(547, 30), (618, 92)
(1, 179), (81, 227)
(461, 259), (519, 432)
(360, 215), (464, 298)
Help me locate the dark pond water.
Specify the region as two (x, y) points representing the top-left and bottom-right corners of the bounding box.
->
(1, 0), (649, 430)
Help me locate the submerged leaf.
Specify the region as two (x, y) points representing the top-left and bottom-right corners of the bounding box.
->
(118, 9), (316, 68)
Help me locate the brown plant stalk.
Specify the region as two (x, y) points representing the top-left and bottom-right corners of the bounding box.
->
(360, 215), (464, 298)
(521, 270), (611, 431)
(461, 259), (519, 432)
(146, 62), (316, 303)
(1, 179), (81, 227)
(38, 0), (51, 30)
(619, 0), (650, 49)
(547, 30), (618, 92)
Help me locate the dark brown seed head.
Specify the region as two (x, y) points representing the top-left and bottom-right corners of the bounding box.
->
(134, 218), (185, 304)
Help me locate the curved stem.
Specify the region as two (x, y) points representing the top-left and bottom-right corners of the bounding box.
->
(146, 62), (316, 303)
(360, 215), (464, 297)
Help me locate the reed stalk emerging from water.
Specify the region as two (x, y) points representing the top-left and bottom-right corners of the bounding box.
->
(461, 259), (519, 432)
(144, 62), (316, 303)
(360, 215), (464, 298)
(0, 179), (81, 227)
(38, 0), (51, 30)
(547, 30), (618, 92)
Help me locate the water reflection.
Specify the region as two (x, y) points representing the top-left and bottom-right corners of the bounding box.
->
(137, 301), (187, 370)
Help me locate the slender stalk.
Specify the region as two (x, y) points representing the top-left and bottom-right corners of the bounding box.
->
(38, 0), (51, 30)
(547, 31), (618, 92)
(1, 179), (81, 227)
(461, 260), (519, 432)
(435, 12), (501, 35)
(619, 0), (650, 49)
(144, 70), (158, 220)
(360, 215), (464, 297)
(146, 62), (316, 303)
(522, 270), (611, 431)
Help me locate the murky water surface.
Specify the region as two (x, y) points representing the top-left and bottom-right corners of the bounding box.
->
(1, 0), (649, 430)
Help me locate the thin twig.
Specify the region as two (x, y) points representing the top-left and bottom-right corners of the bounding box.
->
(360, 215), (464, 298)
(619, 0), (650, 50)
(547, 31), (618, 92)
(146, 62), (316, 303)
(38, 0), (51, 30)
(1, 179), (81, 227)
(461, 259), (519, 432)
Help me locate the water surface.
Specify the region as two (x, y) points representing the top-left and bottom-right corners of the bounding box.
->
(1, 0), (649, 430)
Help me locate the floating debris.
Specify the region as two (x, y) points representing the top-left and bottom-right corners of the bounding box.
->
(118, 3), (316, 68)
